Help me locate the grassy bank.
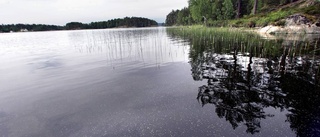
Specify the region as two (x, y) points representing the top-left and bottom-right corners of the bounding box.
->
(207, 1), (320, 27)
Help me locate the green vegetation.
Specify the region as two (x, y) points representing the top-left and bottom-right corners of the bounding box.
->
(230, 1), (320, 27)
(167, 26), (279, 58)
(0, 17), (158, 32)
(169, 26), (320, 136)
(222, 0), (235, 20)
(67, 17), (158, 30)
(0, 24), (63, 32)
(165, 0), (320, 27)
(167, 26), (319, 58)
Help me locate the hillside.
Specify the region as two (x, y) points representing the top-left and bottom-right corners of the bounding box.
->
(165, 0), (320, 28)
(227, 0), (320, 27)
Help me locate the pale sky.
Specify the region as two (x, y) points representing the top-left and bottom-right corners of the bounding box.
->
(0, 0), (188, 25)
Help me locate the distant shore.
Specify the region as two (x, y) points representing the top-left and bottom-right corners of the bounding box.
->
(0, 17), (159, 33)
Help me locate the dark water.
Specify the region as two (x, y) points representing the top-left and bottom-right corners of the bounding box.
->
(0, 27), (319, 137)
(168, 28), (320, 137)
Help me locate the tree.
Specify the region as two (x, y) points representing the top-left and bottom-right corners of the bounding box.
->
(252, 0), (258, 15)
(65, 22), (84, 30)
(177, 7), (192, 25)
(165, 0), (306, 26)
(236, 0), (242, 18)
(165, 10), (180, 26)
(189, 0), (214, 23)
(222, 0), (235, 19)
(200, 0), (213, 21)
(213, 0), (223, 20)
(189, 0), (201, 22)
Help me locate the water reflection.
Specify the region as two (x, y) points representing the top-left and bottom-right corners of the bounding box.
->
(66, 28), (189, 69)
(168, 28), (320, 136)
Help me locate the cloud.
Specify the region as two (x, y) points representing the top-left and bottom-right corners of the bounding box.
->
(0, 0), (188, 25)
(0, 0), (9, 4)
(54, 0), (104, 11)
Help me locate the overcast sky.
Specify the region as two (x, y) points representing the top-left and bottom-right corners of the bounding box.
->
(0, 0), (188, 25)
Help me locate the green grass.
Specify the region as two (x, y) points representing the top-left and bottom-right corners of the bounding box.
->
(225, 9), (297, 27)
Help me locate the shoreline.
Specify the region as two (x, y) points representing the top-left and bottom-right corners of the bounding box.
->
(0, 26), (161, 34)
(256, 25), (320, 34)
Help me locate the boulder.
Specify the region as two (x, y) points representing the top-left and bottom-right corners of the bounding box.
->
(305, 26), (320, 33)
(285, 14), (311, 26)
(259, 14), (320, 34)
(259, 25), (284, 34)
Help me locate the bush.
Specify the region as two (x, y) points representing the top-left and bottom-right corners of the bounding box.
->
(300, 3), (320, 15)
(248, 21), (256, 28)
(274, 20), (286, 26)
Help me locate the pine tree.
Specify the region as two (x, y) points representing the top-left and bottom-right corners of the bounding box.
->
(189, 0), (202, 22)
(213, 0), (223, 20)
(222, 0), (235, 19)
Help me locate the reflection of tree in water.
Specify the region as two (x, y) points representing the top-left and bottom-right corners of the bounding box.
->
(282, 73), (320, 137)
(184, 31), (320, 135)
(195, 47), (286, 134)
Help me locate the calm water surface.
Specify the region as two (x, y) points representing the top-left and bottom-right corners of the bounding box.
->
(0, 27), (319, 136)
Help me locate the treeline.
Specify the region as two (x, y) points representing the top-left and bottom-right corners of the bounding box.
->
(165, 0), (299, 26)
(0, 24), (63, 32)
(0, 17), (158, 32)
(65, 17), (158, 30)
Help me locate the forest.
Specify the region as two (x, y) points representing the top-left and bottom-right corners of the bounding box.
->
(165, 0), (319, 27)
(0, 24), (63, 33)
(0, 17), (158, 32)
(66, 17), (158, 30)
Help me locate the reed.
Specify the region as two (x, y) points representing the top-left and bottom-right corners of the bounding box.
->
(166, 26), (319, 59)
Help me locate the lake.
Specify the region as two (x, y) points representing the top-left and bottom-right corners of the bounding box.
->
(0, 27), (319, 137)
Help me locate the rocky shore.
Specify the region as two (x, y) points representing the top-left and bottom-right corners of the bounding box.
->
(258, 14), (320, 34)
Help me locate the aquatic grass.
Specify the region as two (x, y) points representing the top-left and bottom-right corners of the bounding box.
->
(167, 26), (320, 62)
(167, 26), (283, 58)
